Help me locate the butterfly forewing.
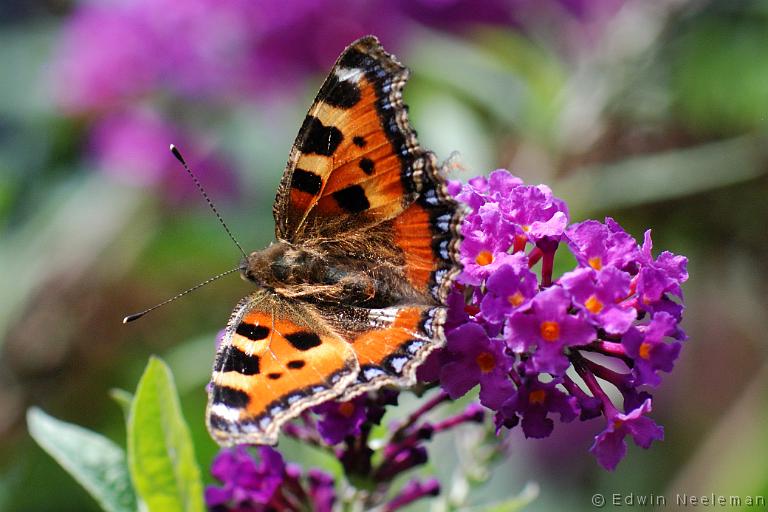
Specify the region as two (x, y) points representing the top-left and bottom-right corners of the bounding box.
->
(274, 36), (425, 242)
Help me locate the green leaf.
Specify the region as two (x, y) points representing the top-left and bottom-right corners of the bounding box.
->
(27, 407), (137, 512)
(128, 356), (204, 512)
(110, 388), (134, 423)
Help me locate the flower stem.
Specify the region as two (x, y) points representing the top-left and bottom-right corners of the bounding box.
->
(390, 390), (451, 442)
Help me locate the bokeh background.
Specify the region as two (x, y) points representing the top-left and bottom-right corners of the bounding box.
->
(2, 0), (767, 510)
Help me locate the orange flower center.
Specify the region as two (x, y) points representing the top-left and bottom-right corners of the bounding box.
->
(540, 321), (560, 342)
(508, 292), (525, 307)
(475, 351), (496, 373)
(522, 225), (531, 232)
(638, 342), (652, 360)
(475, 250), (494, 266)
(585, 295), (604, 314)
(588, 256), (603, 270)
(529, 389), (547, 404)
(338, 401), (356, 418)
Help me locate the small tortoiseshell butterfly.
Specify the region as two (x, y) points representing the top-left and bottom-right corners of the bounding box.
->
(207, 35), (464, 446)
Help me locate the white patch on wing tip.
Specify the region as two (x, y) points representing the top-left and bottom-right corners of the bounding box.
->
(335, 67), (360, 82)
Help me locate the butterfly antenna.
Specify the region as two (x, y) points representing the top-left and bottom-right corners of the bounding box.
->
(170, 144), (248, 259)
(123, 266), (242, 323)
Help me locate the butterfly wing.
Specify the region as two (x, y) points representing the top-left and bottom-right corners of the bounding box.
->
(386, 162), (464, 303)
(323, 303), (447, 401)
(207, 290), (358, 446)
(273, 35), (426, 242)
(274, 35), (465, 303)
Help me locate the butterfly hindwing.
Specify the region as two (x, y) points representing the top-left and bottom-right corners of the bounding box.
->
(207, 291), (358, 446)
(329, 303), (447, 401)
(389, 156), (464, 303)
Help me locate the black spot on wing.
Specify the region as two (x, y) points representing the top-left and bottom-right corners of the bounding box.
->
(212, 386), (250, 408)
(339, 47), (372, 70)
(287, 360), (306, 369)
(318, 75), (361, 109)
(267, 373), (282, 380)
(236, 323), (270, 341)
(359, 157), (375, 175)
(284, 331), (322, 351)
(353, 136), (366, 148)
(299, 116), (343, 156)
(291, 168), (323, 195)
(217, 347), (260, 375)
(208, 413), (230, 430)
(332, 184), (370, 213)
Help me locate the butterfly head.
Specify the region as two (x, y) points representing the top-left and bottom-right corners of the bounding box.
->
(240, 243), (283, 287)
(240, 241), (325, 290)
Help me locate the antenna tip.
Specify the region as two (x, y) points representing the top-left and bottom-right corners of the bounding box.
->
(123, 312), (144, 324)
(169, 144), (185, 164)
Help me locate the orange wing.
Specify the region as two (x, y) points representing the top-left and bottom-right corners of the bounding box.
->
(273, 36), (426, 242)
(389, 162), (464, 303)
(207, 291), (358, 446)
(333, 303), (447, 401)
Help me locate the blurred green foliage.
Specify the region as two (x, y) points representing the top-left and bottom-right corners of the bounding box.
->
(672, 6), (768, 134)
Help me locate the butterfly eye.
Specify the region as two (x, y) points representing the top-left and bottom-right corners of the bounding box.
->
(270, 260), (290, 281)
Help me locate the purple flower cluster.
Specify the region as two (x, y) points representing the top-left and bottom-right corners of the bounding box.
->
(207, 446), (336, 512)
(206, 391), (483, 511)
(427, 169), (688, 470)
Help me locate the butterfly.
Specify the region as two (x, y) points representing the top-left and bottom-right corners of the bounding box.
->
(207, 35), (464, 446)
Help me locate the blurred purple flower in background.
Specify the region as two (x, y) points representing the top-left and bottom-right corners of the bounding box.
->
(50, 0), (626, 198)
(89, 108), (238, 202)
(89, 109), (180, 188)
(53, 0), (564, 113)
(52, 3), (155, 113)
